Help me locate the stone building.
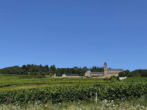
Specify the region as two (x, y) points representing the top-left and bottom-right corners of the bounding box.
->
(62, 74), (79, 77)
(85, 62), (123, 78)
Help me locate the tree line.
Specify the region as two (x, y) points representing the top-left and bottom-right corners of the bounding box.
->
(0, 64), (146, 77)
(119, 69), (147, 77)
(0, 64), (104, 76)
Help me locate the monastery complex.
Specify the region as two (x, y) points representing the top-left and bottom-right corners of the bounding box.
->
(85, 62), (123, 78)
(62, 62), (123, 78)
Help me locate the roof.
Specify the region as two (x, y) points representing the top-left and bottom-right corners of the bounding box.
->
(107, 69), (123, 71)
(90, 72), (104, 74)
(65, 74), (79, 76)
(108, 73), (119, 74)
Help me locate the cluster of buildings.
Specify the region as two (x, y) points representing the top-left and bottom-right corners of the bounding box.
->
(62, 62), (123, 78)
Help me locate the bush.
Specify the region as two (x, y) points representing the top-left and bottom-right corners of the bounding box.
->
(109, 75), (117, 80)
(104, 77), (109, 81)
(109, 76), (119, 83)
(36, 75), (46, 78)
(110, 77), (118, 83)
(128, 73), (134, 77)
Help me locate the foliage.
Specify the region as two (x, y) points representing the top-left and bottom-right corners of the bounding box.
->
(90, 66), (104, 72)
(110, 77), (118, 83)
(1, 95), (147, 110)
(0, 64), (104, 77)
(118, 72), (125, 77)
(1, 64), (147, 78)
(121, 77), (147, 82)
(128, 72), (135, 77)
(0, 74), (110, 90)
(119, 69), (147, 77)
(35, 74), (46, 78)
(141, 70), (147, 77)
(109, 76), (119, 82)
(0, 82), (147, 106)
(103, 77), (110, 81)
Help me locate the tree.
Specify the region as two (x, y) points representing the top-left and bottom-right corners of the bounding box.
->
(82, 66), (88, 71)
(22, 65), (27, 70)
(50, 65), (56, 72)
(128, 73), (134, 77)
(141, 70), (147, 77)
(44, 65), (49, 72)
(110, 76), (118, 83)
(119, 72), (126, 77)
(124, 70), (130, 76)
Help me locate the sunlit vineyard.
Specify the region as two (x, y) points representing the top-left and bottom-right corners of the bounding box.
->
(0, 81), (147, 105)
(0, 74), (111, 91)
(1, 74), (147, 109)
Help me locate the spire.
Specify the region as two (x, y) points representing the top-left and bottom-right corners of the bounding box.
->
(104, 62), (107, 65)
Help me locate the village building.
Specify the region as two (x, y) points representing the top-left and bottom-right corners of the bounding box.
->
(85, 62), (123, 78)
(62, 74), (79, 77)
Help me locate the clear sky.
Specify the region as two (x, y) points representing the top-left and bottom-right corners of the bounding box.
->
(0, 0), (147, 71)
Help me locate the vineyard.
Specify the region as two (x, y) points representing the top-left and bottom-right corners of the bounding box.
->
(1, 74), (147, 108)
(121, 77), (147, 82)
(0, 82), (147, 107)
(0, 74), (110, 90)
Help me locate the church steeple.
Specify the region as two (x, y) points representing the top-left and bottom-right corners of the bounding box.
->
(104, 62), (107, 66)
(104, 62), (107, 75)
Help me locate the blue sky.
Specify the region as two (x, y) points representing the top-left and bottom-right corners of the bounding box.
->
(0, 0), (147, 71)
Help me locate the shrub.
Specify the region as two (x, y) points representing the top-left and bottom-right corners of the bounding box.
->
(109, 76), (119, 83)
(110, 77), (118, 83)
(103, 77), (109, 81)
(36, 75), (46, 78)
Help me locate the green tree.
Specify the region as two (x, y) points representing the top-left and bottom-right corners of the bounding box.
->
(119, 72), (125, 77)
(141, 70), (147, 77)
(124, 70), (130, 76)
(50, 65), (56, 72)
(128, 73), (134, 77)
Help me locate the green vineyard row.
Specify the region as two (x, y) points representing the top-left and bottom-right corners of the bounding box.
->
(0, 82), (147, 106)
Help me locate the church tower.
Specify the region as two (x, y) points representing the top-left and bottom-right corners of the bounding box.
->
(104, 62), (107, 75)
